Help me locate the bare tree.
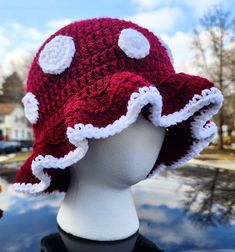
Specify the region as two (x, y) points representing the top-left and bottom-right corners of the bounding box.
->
(192, 5), (235, 149)
(177, 166), (235, 229)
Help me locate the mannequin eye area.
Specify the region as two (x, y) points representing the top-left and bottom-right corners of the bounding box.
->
(118, 28), (150, 59)
(38, 35), (76, 75)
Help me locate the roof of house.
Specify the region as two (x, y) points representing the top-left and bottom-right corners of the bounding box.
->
(0, 103), (21, 115)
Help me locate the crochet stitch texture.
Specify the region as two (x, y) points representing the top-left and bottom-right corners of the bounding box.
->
(15, 18), (223, 194)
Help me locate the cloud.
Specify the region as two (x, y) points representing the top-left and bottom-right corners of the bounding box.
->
(0, 19), (75, 82)
(0, 178), (16, 211)
(123, 6), (197, 74)
(132, 0), (228, 17)
(3, 48), (32, 78)
(125, 7), (183, 34)
(0, 30), (10, 83)
(8, 22), (46, 46)
(0, 16), (202, 84)
(162, 32), (196, 73)
(164, 28), (229, 76)
(0, 23), (45, 80)
(183, 0), (229, 17)
(132, 171), (209, 213)
(0, 30), (10, 57)
(0, 29), (10, 78)
(131, 0), (171, 10)
(138, 204), (170, 222)
(10, 23), (43, 43)
(140, 218), (214, 246)
(132, 175), (217, 247)
(0, 177), (64, 214)
(46, 18), (74, 31)
(132, 176), (189, 209)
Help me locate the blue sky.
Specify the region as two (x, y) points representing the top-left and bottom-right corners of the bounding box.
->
(0, 0), (234, 79)
(1, 0), (234, 34)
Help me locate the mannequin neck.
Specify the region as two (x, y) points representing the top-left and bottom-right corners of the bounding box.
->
(57, 165), (139, 241)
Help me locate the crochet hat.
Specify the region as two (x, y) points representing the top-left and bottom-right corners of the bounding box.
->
(14, 18), (223, 194)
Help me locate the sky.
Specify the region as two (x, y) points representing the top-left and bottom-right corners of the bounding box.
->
(0, 0), (235, 80)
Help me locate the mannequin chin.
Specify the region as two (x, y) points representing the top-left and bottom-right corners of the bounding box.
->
(57, 114), (165, 241)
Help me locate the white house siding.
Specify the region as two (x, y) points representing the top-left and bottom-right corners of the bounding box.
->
(0, 105), (33, 141)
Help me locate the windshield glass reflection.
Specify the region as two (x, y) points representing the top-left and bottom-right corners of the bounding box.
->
(0, 165), (235, 251)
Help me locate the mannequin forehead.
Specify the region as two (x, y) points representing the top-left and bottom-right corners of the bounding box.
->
(89, 113), (165, 144)
(73, 114), (166, 187)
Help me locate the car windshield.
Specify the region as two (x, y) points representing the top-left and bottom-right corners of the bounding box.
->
(0, 165), (235, 251)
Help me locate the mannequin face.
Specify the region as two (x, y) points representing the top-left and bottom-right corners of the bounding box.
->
(72, 114), (166, 188)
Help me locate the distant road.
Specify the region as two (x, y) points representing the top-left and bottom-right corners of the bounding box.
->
(189, 159), (235, 171)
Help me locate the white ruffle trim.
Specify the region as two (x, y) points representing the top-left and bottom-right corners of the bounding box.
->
(38, 35), (76, 75)
(118, 28), (150, 59)
(22, 92), (39, 124)
(67, 86), (162, 145)
(14, 140), (88, 194)
(14, 86), (223, 194)
(155, 87), (223, 128)
(149, 88), (223, 175)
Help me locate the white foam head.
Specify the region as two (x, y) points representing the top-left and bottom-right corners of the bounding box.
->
(57, 114), (165, 241)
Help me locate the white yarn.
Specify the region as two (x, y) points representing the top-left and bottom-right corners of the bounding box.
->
(38, 35), (76, 74)
(149, 88), (223, 175)
(22, 92), (39, 124)
(158, 36), (174, 65)
(118, 28), (150, 59)
(14, 86), (223, 194)
(66, 86), (162, 145)
(154, 87), (223, 128)
(14, 140), (88, 194)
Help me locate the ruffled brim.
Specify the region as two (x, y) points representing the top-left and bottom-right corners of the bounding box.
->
(14, 84), (223, 194)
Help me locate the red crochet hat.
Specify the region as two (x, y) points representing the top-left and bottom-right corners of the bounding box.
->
(14, 18), (223, 194)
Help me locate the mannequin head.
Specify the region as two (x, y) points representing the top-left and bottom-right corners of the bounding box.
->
(71, 114), (166, 189)
(57, 114), (166, 240)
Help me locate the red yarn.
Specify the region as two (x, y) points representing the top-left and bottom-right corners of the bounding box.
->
(15, 18), (222, 194)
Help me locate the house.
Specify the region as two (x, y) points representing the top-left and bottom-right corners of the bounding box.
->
(0, 103), (33, 141)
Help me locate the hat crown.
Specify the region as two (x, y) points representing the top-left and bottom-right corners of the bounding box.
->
(27, 18), (174, 95)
